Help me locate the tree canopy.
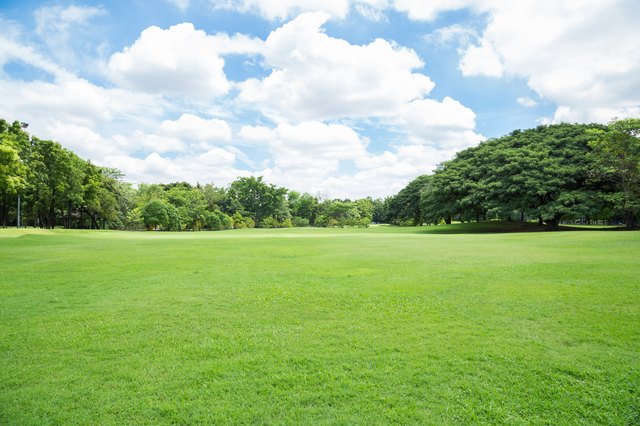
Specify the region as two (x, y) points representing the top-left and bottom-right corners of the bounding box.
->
(2, 117), (639, 230)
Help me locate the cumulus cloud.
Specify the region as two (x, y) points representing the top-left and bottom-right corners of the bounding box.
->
(240, 121), (368, 173)
(398, 97), (484, 149)
(0, 78), (166, 133)
(459, 39), (503, 77)
(107, 23), (231, 98)
(160, 114), (232, 145)
(209, 32), (264, 56)
(45, 122), (126, 161)
(104, 148), (244, 185)
(238, 12), (434, 121)
(454, 0), (640, 122)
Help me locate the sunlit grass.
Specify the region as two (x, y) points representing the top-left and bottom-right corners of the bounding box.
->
(1, 226), (638, 424)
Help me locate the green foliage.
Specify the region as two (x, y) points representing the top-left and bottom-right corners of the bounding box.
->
(421, 123), (611, 228)
(289, 192), (319, 225)
(204, 210), (232, 231)
(386, 175), (431, 225)
(139, 199), (181, 231)
(231, 212), (255, 229)
(589, 118), (640, 228)
(4, 116), (639, 232)
(125, 207), (145, 231)
(292, 216), (310, 227)
(227, 176), (289, 227)
(0, 120), (130, 229)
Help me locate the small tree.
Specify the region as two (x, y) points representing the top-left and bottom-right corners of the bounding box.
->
(142, 199), (169, 230)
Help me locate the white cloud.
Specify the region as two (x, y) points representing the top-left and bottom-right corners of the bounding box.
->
(238, 12), (434, 121)
(104, 149), (244, 185)
(46, 122), (125, 161)
(34, 5), (107, 68)
(35, 5), (106, 37)
(454, 0), (640, 122)
(459, 39), (503, 77)
(209, 33), (264, 56)
(241, 121), (368, 172)
(0, 35), (73, 81)
(160, 114), (232, 145)
(239, 117), (481, 199)
(398, 97), (484, 149)
(424, 24), (478, 47)
(517, 97), (537, 107)
(350, 144), (450, 197)
(107, 23), (230, 98)
(0, 78), (166, 133)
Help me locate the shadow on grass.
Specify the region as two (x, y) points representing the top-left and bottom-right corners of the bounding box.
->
(413, 221), (628, 235)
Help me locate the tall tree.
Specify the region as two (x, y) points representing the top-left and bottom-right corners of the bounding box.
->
(227, 176), (288, 227)
(589, 118), (640, 228)
(387, 175), (431, 225)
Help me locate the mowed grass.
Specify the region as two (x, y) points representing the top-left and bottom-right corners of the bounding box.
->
(0, 226), (639, 425)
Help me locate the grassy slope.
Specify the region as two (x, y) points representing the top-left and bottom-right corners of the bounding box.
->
(0, 226), (638, 425)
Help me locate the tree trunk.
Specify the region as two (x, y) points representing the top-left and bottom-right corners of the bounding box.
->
(445, 216), (452, 225)
(520, 210), (525, 222)
(48, 203), (55, 229)
(624, 210), (637, 229)
(1, 197), (6, 228)
(545, 215), (561, 230)
(538, 216), (544, 226)
(476, 213), (480, 223)
(67, 200), (72, 229)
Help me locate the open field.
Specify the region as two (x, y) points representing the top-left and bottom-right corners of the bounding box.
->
(1, 226), (639, 424)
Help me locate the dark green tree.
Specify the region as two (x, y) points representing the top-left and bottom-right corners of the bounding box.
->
(589, 118), (640, 228)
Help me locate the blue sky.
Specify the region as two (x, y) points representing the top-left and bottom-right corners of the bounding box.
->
(1, 0), (638, 198)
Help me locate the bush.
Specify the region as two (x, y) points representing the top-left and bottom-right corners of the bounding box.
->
(125, 207), (145, 231)
(204, 210), (233, 231)
(142, 199), (169, 230)
(232, 213), (255, 229)
(262, 216), (279, 228)
(292, 216), (309, 227)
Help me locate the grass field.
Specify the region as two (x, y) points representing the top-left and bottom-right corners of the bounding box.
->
(1, 225), (639, 424)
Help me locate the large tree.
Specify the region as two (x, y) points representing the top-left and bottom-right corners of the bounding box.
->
(387, 175), (431, 225)
(421, 124), (605, 228)
(589, 118), (640, 228)
(227, 176), (289, 227)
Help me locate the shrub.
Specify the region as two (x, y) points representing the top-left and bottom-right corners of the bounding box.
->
(292, 216), (309, 227)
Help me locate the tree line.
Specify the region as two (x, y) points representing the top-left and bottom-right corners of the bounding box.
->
(1, 117), (638, 230)
(0, 119), (378, 230)
(383, 120), (640, 229)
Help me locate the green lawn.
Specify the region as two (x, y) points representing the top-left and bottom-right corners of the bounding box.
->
(1, 226), (639, 424)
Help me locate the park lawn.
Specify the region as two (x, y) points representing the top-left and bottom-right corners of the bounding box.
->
(0, 226), (638, 425)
